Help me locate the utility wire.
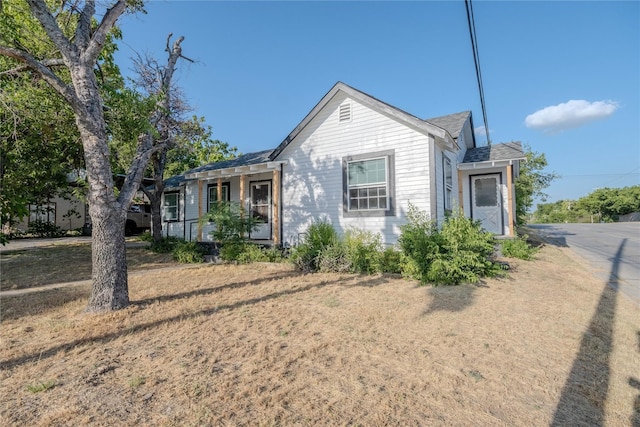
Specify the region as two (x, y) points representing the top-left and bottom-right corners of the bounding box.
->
(465, 0), (490, 146)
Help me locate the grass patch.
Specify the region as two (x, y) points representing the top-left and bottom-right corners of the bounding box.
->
(0, 243), (176, 291)
(0, 247), (637, 426)
(26, 380), (56, 393)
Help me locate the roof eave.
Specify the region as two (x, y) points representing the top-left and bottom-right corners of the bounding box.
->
(458, 157), (526, 170)
(185, 160), (288, 180)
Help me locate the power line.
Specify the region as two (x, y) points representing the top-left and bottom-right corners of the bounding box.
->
(465, 0), (490, 146)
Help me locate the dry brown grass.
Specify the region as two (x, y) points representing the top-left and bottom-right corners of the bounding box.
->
(0, 244), (176, 291)
(0, 245), (638, 426)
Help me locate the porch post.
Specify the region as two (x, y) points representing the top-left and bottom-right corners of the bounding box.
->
(272, 168), (280, 245)
(239, 174), (246, 238)
(197, 180), (203, 241)
(506, 165), (514, 236)
(217, 177), (222, 204)
(239, 174), (246, 215)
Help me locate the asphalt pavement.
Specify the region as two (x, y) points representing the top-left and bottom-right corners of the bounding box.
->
(528, 223), (640, 306)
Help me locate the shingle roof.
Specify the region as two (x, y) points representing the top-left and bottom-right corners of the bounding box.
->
(164, 149), (274, 188)
(425, 111), (471, 140)
(463, 141), (525, 163)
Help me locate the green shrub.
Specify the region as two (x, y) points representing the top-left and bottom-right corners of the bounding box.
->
(398, 204), (439, 281)
(236, 244), (269, 264)
(344, 228), (382, 274)
(317, 242), (351, 273)
(379, 246), (402, 274)
(399, 204), (502, 285)
(203, 201), (261, 243)
(290, 220), (338, 272)
(501, 235), (538, 260)
(138, 230), (153, 242)
(150, 236), (184, 253)
(27, 220), (65, 238)
(219, 241), (247, 262)
(172, 241), (205, 263)
(219, 242), (284, 264)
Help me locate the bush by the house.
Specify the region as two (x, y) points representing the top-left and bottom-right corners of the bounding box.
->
(26, 220), (66, 238)
(172, 241), (206, 263)
(317, 241), (351, 273)
(344, 228), (383, 274)
(150, 236), (184, 253)
(399, 204), (503, 285)
(292, 223), (386, 275)
(203, 201), (261, 243)
(501, 235), (538, 260)
(290, 219), (338, 272)
(221, 242), (284, 264)
(378, 247), (403, 274)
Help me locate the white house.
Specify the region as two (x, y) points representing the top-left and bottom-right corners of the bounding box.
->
(161, 82), (525, 246)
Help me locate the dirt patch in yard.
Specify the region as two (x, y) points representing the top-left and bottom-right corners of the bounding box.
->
(0, 245), (638, 426)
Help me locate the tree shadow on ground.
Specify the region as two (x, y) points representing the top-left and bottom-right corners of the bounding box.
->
(134, 269), (301, 306)
(0, 286), (90, 322)
(422, 282), (483, 315)
(551, 239), (626, 426)
(630, 330), (640, 427)
(0, 272), (390, 370)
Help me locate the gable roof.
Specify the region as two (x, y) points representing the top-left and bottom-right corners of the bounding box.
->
(269, 82), (457, 160)
(425, 111), (471, 140)
(462, 141), (526, 164)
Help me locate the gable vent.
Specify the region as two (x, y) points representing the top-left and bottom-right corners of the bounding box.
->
(339, 103), (351, 123)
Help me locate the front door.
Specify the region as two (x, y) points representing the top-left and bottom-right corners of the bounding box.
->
(471, 174), (503, 234)
(250, 181), (271, 240)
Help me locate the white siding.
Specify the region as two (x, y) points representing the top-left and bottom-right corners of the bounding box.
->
(279, 92), (434, 246)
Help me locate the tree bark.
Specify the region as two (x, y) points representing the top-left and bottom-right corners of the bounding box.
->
(71, 63), (130, 311)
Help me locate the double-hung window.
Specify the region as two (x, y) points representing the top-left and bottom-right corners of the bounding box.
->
(163, 192), (179, 221)
(208, 183), (230, 212)
(343, 150), (395, 216)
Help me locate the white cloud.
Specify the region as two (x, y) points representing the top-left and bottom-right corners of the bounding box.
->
(525, 100), (618, 132)
(474, 126), (493, 142)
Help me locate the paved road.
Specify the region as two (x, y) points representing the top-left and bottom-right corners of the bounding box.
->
(528, 223), (640, 306)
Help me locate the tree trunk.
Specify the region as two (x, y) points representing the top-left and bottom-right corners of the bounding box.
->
(72, 64), (130, 312)
(149, 151), (166, 243)
(87, 205), (129, 311)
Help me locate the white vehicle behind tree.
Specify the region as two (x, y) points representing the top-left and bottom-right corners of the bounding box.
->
(84, 203), (151, 236)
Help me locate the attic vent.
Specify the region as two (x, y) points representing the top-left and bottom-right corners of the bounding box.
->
(339, 103), (351, 123)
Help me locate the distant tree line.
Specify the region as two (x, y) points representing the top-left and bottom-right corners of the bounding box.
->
(532, 185), (640, 223)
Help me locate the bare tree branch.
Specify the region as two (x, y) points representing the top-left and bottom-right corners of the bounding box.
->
(0, 58), (66, 76)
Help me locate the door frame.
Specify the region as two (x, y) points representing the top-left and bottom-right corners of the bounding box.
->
(469, 173), (504, 235)
(249, 179), (272, 240)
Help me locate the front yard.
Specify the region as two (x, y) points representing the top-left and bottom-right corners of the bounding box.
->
(0, 243), (638, 425)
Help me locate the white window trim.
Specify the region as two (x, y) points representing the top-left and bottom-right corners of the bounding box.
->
(207, 182), (230, 212)
(163, 192), (179, 222)
(347, 156), (389, 212)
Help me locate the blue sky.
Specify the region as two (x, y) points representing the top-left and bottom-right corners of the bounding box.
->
(113, 1), (640, 204)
